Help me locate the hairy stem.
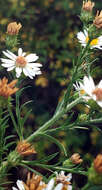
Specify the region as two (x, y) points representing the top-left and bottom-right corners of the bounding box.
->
(27, 97), (83, 142)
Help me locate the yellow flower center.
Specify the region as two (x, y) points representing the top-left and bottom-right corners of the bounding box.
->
(92, 88), (102, 101)
(80, 89), (85, 95)
(16, 56), (27, 67)
(86, 36), (98, 46)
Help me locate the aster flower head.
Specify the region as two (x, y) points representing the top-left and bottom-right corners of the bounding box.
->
(1, 48), (42, 79)
(12, 180), (25, 190)
(45, 171), (72, 190)
(74, 76), (102, 107)
(77, 29), (102, 49)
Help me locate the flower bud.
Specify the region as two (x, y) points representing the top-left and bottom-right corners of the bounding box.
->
(93, 11), (102, 29)
(16, 140), (36, 156)
(78, 114), (88, 122)
(94, 154), (102, 174)
(7, 22), (22, 35)
(82, 0), (94, 12)
(88, 154), (102, 185)
(6, 22), (22, 48)
(0, 77), (18, 109)
(70, 153), (83, 164)
(80, 0), (94, 23)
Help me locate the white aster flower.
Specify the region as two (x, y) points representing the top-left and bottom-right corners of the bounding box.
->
(77, 29), (102, 49)
(44, 171), (72, 190)
(1, 48), (42, 79)
(74, 76), (102, 107)
(12, 180), (25, 190)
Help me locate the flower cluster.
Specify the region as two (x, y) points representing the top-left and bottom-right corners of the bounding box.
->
(12, 171), (72, 190)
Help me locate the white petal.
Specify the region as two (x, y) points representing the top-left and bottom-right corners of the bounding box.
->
(27, 63), (42, 68)
(67, 173), (72, 181)
(12, 187), (18, 190)
(3, 51), (16, 61)
(16, 180), (25, 190)
(23, 68), (33, 79)
(22, 52), (26, 56)
(1, 58), (15, 64)
(18, 48), (23, 56)
(68, 185), (72, 190)
(25, 67), (35, 76)
(34, 70), (42, 75)
(7, 66), (15, 71)
(98, 80), (102, 88)
(6, 50), (17, 59)
(89, 76), (95, 90)
(60, 171), (65, 175)
(97, 101), (102, 107)
(46, 179), (55, 190)
(54, 183), (63, 190)
(2, 63), (15, 68)
(26, 54), (39, 62)
(77, 31), (86, 44)
(83, 76), (95, 96)
(84, 29), (88, 37)
(15, 67), (22, 78)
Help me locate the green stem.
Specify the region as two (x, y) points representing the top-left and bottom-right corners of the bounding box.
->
(27, 97), (83, 142)
(81, 183), (91, 190)
(8, 103), (18, 134)
(22, 161), (87, 176)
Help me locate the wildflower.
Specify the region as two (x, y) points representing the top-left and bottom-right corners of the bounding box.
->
(23, 173), (46, 190)
(54, 171), (72, 190)
(0, 77), (18, 98)
(7, 22), (22, 35)
(70, 153), (83, 164)
(77, 29), (102, 49)
(94, 154), (102, 174)
(16, 141), (36, 156)
(74, 76), (102, 107)
(82, 0), (94, 12)
(93, 11), (102, 29)
(1, 48), (42, 79)
(12, 180), (25, 190)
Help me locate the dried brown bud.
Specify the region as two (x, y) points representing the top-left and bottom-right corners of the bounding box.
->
(16, 141), (36, 156)
(93, 11), (102, 29)
(82, 0), (95, 12)
(7, 22), (22, 35)
(0, 77), (18, 98)
(94, 154), (102, 174)
(70, 153), (83, 164)
(23, 173), (46, 190)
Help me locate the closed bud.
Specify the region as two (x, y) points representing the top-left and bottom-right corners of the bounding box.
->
(70, 153), (83, 164)
(82, 0), (95, 12)
(93, 11), (102, 29)
(80, 0), (94, 23)
(7, 22), (22, 35)
(88, 154), (102, 185)
(16, 140), (36, 156)
(94, 154), (102, 174)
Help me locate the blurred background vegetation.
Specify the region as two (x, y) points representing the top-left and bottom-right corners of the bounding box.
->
(1, 0), (102, 188)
